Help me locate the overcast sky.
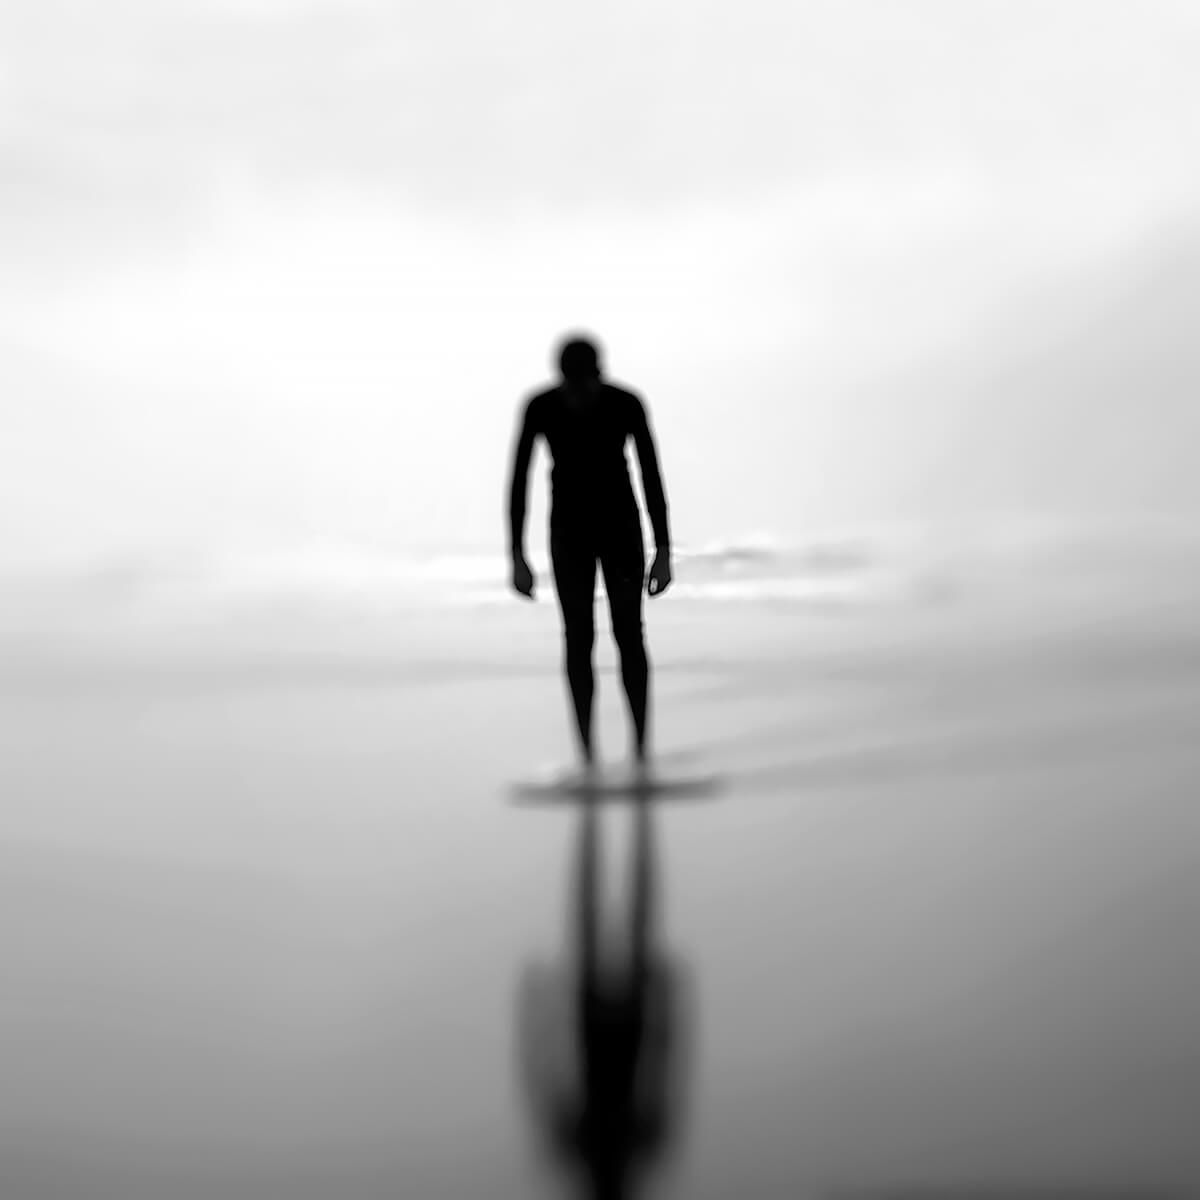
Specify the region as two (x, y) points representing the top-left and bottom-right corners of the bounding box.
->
(3, 0), (1199, 565)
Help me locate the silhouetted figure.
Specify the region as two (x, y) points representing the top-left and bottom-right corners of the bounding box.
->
(518, 793), (688, 1200)
(508, 334), (672, 766)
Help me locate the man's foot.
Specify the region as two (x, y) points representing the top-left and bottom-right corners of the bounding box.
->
(570, 758), (599, 791)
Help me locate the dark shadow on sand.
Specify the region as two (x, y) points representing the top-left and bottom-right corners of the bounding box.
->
(510, 749), (726, 807)
(509, 776), (723, 807)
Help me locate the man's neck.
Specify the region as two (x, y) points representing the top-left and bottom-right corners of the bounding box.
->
(563, 376), (601, 403)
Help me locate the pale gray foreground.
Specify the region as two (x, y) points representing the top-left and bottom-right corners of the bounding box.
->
(1, 585), (1198, 1199)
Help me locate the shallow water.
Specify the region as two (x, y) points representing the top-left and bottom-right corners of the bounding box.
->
(1, 587), (1198, 1198)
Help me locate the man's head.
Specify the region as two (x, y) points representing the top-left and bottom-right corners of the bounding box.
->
(557, 334), (602, 384)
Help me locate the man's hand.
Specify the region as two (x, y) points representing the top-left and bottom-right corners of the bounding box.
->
(647, 549), (672, 598)
(511, 553), (536, 600)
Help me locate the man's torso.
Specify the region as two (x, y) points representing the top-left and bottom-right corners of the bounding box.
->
(530, 381), (642, 536)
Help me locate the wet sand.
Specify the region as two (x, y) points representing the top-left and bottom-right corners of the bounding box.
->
(1, 586), (1198, 1198)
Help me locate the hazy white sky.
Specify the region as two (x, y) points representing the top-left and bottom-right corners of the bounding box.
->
(3, 0), (1199, 564)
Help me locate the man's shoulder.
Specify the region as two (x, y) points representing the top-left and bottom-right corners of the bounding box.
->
(523, 381), (642, 415)
(602, 382), (649, 431)
(600, 381), (645, 419)
(601, 380), (641, 403)
(522, 385), (561, 423)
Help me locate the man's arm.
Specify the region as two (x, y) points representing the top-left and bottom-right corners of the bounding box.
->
(508, 396), (538, 561)
(630, 394), (670, 553)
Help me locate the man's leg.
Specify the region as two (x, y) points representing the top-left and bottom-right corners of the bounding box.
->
(601, 531), (650, 762)
(551, 535), (598, 765)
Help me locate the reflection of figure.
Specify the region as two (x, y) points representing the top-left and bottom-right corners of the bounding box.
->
(519, 795), (688, 1200)
(507, 334), (673, 768)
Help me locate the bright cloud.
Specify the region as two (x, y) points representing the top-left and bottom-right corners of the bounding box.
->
(2, 1), (1199, 564)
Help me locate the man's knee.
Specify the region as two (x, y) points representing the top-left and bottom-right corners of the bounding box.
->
(563, 615), (595, 660)
(611, 613), (645, 657)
